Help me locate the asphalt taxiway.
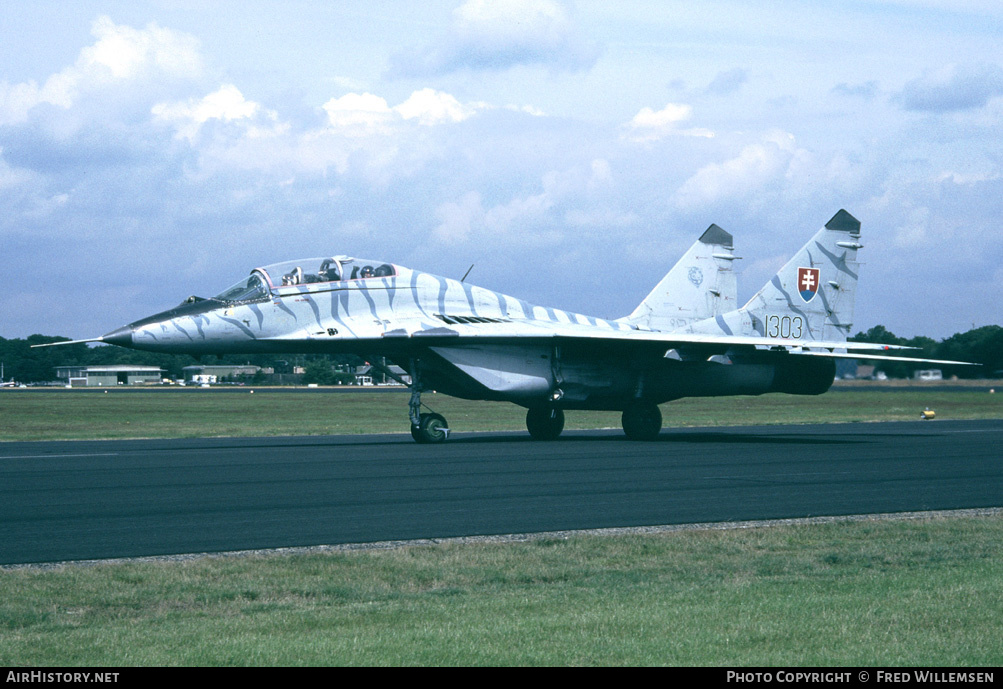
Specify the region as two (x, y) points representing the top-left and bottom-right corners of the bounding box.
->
(2, 419), (1001, 565)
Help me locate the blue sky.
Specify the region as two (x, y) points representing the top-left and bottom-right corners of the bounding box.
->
(2, 1), (1001, 340)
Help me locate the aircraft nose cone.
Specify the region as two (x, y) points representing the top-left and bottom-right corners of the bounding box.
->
(101, 325), (134, 348)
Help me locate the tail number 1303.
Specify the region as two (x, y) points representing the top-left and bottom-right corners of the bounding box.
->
(766, 315), (804, 339)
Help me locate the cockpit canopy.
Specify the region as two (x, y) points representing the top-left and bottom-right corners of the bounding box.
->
(213, 256), (397, 303)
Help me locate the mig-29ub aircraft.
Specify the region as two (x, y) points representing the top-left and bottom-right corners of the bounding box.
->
(37, 210), (971, 443)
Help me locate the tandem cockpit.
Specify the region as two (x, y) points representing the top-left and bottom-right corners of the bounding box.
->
(212, 256), (399, 303)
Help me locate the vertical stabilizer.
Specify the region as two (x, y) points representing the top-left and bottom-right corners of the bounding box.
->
(622, 225), (738, 331)
(687, 210), (862, 343)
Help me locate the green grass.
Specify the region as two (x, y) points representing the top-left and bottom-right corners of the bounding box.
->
(2, 516), (1001, 666)
(1, 388), (1001, 441)
(3, 387), (1001, 665)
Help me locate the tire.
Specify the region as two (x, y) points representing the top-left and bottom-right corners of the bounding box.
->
(526, 407), (565, 440)
(414, 413), (449, 443)
(621, 402), (662, 441)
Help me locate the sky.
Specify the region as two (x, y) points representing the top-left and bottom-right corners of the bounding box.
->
(2, 0), (1001, 340)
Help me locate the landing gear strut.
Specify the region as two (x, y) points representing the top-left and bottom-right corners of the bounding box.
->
(526, 407), (565, 440)
(621, 401), (661, 441)
(407, 367), (449, 444)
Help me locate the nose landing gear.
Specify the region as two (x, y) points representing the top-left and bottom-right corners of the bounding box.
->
(407, 371), (449, 444)
(411, 409), (449, 444)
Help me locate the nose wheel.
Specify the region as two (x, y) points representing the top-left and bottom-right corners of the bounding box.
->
(411, 412), (449, 444)
(408, 382), (449, 444)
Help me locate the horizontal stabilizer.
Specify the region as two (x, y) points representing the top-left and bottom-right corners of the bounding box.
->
(788, 350), (979, 366)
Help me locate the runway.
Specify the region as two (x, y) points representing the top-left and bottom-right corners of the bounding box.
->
(2, 419), (1001, 565)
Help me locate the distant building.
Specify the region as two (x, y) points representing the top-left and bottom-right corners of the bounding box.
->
(355, 363), (410, 386)
(914, 369), (943, 381)
(354, 365), (374, 386)
(834, 358), (857, 379)
(56, 365), (164, 387)
(855, 365), (876, 380)
(181, 364), (265, 383)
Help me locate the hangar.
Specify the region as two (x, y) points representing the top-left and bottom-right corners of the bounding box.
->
(182, 364), (264, 384)
(56, 365), (165, 387)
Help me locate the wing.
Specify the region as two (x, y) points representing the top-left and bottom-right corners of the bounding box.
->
(389, 315), (973, 365)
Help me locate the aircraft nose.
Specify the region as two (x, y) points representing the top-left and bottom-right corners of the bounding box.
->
(100, 325), (134, 348)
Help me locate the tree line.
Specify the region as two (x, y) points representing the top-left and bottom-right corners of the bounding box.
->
(848, 325), (1002, 379)
(1, 325), (1000, 384)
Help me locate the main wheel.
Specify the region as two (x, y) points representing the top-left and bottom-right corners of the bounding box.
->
(526, 407), (565, 440)
(412, 413), (449, 443)
(621, 402), (661, 441)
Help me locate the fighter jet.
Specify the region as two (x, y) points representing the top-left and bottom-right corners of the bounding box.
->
(38, 210), (971, 442)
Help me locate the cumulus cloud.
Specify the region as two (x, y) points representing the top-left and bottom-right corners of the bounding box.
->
(896, 63), (1003, 112)
(79, 16), (201, 80)
(621, 103), (714, 142)
(0, 16), (201, 125)
(396, 88), (479, 125)
(433, 189), (556, 244)
(285, 88), (491, 177)
(322, 88), (484, 131)
(387, 0), (600, 77)
(148, 87), (503, 182)
(321, 92), (395, 131)
(152, 85), (285, 141)
(433, 159), (617, 243)
(4, 11), (1000, 341)
(671, 131), (798, 210)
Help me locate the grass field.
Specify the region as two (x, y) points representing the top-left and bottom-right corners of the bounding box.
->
(2, 386), (1001, 666)
(2, 515), (1002, 666)
(1, 386), (1001, 441)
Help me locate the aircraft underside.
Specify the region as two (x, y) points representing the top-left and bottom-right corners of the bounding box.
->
(395, 343), (834, 406)
(383, 343), (836, 442)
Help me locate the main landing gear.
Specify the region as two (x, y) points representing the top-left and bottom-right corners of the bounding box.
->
(621, 401), (662, 441)
(526, 406), (565, 440)
(526, 402), (662, 441)
(403, 372), (660, 443)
